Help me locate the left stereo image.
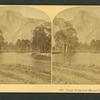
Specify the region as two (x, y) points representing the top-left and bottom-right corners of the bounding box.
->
(0, 6), (51, 84)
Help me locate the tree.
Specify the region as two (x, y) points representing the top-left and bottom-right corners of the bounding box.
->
(16, 39), (31, 51)
(91, 39), (96, 50)
(54, 30), (66, 52)
(22, 40), (31, 51)
(8, 42), (15, 50)
(16, 39), (22, 51)
(65, 28), (78, 52)
(0, 30), (4, 50)
(95, 40), (100, 51)
(54, 22), (78, 53)
(32, 24), (51, 53)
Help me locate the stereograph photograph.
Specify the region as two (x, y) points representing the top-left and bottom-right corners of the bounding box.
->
(0, 6), (51, 84)
(52, 7), (100, 84)
(0, 6), (100, 86)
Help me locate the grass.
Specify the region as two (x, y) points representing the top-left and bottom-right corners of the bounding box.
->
(0, 63), (51, 84)
(52, 62), (100, 84)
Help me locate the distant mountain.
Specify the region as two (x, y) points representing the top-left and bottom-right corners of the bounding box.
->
(0, 10), (51, 43)
(71, 10), (97, 43)
(54, 10), (100, 43)
(53, 17), (66, 33)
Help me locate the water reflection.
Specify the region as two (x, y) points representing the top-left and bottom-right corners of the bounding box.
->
(53, 52), (100, 65)
(0, 52), (50, 68)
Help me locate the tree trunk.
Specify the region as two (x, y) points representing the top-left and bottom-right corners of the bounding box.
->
(64, 39), (69, 53)
(65, 45), (68, 53)
(64, 41), (67, 53)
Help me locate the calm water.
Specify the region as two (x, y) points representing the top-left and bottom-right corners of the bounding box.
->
(0, 52), (50, 68)
(53, 52), (100, 65)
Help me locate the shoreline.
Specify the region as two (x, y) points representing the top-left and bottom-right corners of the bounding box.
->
(52, 51), (100, 54)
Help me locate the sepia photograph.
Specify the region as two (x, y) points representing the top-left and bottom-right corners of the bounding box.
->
(52, 7), (100, 84)
(0, 6), (51, 84)
(1, 5), (100, 93)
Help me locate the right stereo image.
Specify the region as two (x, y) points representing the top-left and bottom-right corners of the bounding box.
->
(52, 7), (100, 84)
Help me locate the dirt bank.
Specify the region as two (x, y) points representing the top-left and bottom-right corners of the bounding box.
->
(0, 64), (51, 84)
(52, 62), (100, 84)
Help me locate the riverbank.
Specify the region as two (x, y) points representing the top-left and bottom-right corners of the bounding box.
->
(52, 50), (100, 54)
(0, 64), (51, 84)
(52, 62), (100, 84)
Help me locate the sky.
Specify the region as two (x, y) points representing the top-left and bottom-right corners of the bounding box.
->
(0, 6), (51, 22)
(0, 6), (100, 22)
(55, 7), (100, 21)
(0, 6), (100, 21)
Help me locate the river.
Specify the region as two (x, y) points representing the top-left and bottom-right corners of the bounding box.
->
(0, 52), (51, 69)
(53, 52), (100, 65)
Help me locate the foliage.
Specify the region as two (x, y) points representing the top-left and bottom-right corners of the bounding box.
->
(0, 30), (4, 50)
(32, 24), (51, 53)
(16, 39), (31, 51)
(54, 22), (78, 53)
